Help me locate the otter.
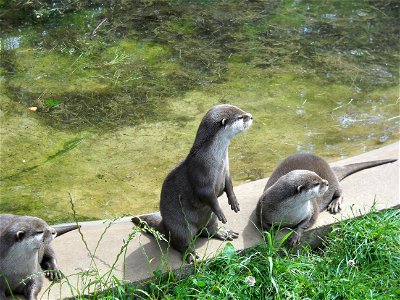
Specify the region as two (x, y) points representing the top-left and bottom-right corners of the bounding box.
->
(0, 214), (79, 300)
(132, 104), (253, 262)
(257, 153), (397, 245)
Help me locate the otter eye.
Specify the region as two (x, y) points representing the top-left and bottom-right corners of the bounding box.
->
(238, 116), (244, 120)
(296, 185), (303, 193)
(221, 118), (227, 126)
(313, 182), (320, 187)
(16, 231), (25, 240)
(36, 231), (44, 235)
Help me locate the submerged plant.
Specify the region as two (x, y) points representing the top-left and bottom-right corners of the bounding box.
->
(1, 0), (398, 131)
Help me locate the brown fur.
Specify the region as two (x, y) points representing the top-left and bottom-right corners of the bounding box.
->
(133, 104), (253, 262)
(257, 153), (397, 245)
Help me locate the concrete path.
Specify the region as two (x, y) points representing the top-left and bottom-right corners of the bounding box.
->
(41, 142), (399, 299)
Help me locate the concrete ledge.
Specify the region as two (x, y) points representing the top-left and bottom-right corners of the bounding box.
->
(41, 142), (399, 299)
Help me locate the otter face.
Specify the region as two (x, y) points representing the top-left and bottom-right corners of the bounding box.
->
(218, 105), (253, 137)
(193, 104), (253, 148)
(228, 113), (252, 131)
(13, 218), (56, 253)
(281, 170), (328, 203)
(294, 171), (329, 201)
(19, 229), (56, 251)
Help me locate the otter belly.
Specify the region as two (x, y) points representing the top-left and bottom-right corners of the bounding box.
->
(214, 159), (228, 197)
(215, 174), (225, 197)
(270, 199), (311, 227)
(1, 245), (41, 290)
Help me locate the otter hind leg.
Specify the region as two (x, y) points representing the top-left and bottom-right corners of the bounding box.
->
(287, 225), (306, 247)
(216, 229), (239, 241)
(171, 236), (198, 263)
(261, 222), (272, 232)
(182, 248), (199, 264)
(169, 223), (199, 264)
(201, 216), (239, 241)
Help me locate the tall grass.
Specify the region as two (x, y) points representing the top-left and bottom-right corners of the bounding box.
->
(43, 207), (399, 299)
(141, 208), (399, 299)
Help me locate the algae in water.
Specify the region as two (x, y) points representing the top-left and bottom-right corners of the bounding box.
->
(0, 0), (398, 223)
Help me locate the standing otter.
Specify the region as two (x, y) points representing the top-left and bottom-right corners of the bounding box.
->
(257, 154), (397, 245)
(0, 214), (79, 300)
(132, 104), (253, 262)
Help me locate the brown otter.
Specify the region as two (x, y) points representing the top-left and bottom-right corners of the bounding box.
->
(132, 104), (253, 262)
(0, 214), (79, 300)
(257, 153), (397, 245)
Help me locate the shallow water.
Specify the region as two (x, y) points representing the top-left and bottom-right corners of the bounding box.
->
(0, 0), (398, 223)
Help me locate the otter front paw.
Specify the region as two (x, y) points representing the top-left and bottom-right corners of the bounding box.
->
(45, 269), (62, 281)
(228, 196), (240, 213)
(287, 231), (301, 247)
(215, 211), (227, 224)
(184, 250), (199, 264)
(328, 196), (342, 214)
(41, 258), (63, 281)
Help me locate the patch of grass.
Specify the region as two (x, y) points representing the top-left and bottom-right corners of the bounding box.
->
(43, 207), (399, 299)
(137, 208), (399, 299)
(165, 210), (400, 299)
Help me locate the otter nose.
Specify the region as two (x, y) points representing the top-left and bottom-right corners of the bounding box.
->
(244, 113), (253, 121)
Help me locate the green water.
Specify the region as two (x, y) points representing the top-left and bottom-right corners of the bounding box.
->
(0, 0), (398, 223)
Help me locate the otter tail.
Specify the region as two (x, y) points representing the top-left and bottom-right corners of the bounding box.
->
(53, 224), (80, 237)
(332, 158), (397, 181)
(131, 212), (166, 236)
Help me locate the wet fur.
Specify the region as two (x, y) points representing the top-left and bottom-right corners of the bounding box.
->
(0, 214), (78, 300)
(257, 153), (397, 245)
(132, 104), (253, 262)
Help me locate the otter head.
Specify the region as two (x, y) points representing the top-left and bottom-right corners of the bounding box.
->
(201, 104), (253, 138)
(264, 170), (329, 226)
(221, 110), (253, 138)
(11, 216), (56, 253)
(190, 104), (253, 154)
(286, 170), (329, 203)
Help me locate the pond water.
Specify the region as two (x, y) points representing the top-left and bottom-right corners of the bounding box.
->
(0, 0), (398, 223)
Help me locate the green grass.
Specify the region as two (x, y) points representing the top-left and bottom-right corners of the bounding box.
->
(142, 208), (399, 299)
(44, 207), (399, 299)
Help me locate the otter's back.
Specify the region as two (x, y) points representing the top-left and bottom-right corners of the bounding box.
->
(265, 153), (337, 191)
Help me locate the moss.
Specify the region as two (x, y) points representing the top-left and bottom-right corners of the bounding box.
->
(0, 0), (399, 222)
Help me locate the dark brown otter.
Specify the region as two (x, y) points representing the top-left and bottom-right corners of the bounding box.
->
(133, 104), (253, 262)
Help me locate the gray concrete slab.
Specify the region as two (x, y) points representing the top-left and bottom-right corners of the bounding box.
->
(41, 142), (399, 299)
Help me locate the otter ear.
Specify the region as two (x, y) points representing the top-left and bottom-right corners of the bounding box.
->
(221, 118), (227, 127)
(296, 185), (303, 193)
(16, 231), (25, 241)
